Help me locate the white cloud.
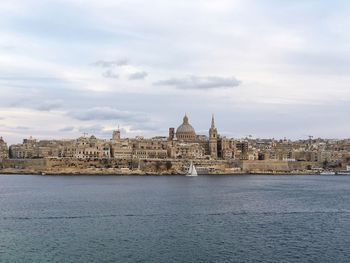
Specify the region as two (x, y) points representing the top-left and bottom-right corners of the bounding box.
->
(1, 0), (350, 142)
(155, 76), (241, 90)
(129, 71), (148, 80)
(36, 100), (63, 111)
(68, 107), (149, 122)
(102, 69), (119, 79)
(93, 59), (128, 68)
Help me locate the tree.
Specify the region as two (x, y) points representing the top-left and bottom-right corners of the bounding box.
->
(155, 161), (162, 171)
(165, 161), (172, 170)
(322, 160), (329, 169)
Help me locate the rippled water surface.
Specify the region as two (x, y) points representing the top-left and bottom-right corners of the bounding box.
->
(1, 174), (350, 262)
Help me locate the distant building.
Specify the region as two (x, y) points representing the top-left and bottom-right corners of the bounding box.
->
(4, 115), (350, 167)
(5, 114), (237, 161)
(175, 114), (196, 141)
(209, 115), (218, 158)
(0, 137), (9, 160)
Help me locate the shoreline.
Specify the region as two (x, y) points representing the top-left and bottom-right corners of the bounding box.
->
(0, 170), (325, 176)
(1, 159), (345, 176)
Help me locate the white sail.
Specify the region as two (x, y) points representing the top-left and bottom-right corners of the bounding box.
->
(186, 161), (198, 176)
(191, 163), (198, 176)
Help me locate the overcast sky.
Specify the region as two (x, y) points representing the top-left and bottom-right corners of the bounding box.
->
(1, 0), (350, 144)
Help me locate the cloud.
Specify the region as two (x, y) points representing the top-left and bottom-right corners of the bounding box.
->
(2, 0), (350, 142)
(36, 100), (63, 111)
(59, 126), (75, 132)
(92, 59), (128, 68)
(0, 45), (15, 51)
(102, 69), (119, 79)
(78, 124), (104, 135)
(154, 76), (241, 89)
(92, 59), (130, 79)
(93, 59), (149, 81)
(15, 126), (30, 130)
(128, 71), (148, 80)
(68, 107), (149, 122)
(92, 59), (148, 80)
(131, 122), (161, 132)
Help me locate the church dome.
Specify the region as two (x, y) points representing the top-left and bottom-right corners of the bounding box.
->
(176, 115), (196, 141)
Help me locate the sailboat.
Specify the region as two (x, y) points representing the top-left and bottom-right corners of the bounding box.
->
(186, 161), (198, 177)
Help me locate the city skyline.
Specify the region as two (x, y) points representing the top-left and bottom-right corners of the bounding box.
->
(1, 0), (350, 145)
(1, 113), (348, 146)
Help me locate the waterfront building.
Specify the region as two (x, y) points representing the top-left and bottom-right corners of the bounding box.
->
(0, 137), (9, 160)
(4, 115), (350, 169)
(173, 143), (205, 159)
(9, 136), (109, 160)
(4, 115), (242, 161)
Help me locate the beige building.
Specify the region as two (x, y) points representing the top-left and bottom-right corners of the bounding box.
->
(175, 114), (197, 142)
(6, 114), (235, 161)
(0, 137), (9, 160)
(6, 114), (350, 167)
(9, 135), (110, 160)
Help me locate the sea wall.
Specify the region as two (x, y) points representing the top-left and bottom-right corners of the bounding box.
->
(0, 158), (321, 175)
(0, 158), (183, 175)
(1, 159), (47, 170)
(241, 160), (320, 173)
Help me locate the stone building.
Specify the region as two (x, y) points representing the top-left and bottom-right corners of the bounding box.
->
(5, 115), (350, 167)
(130, 137), (168, 159)
(9, 137), (39, 159)
(110, 128), (168, 160)
(209, 115), (218, 158)
(0, 137), (9, 160)
(9, 136), (110, 160)
(7, 114), (230, 161)
(217, 136), (235, 159)
(175, 114), (196, 142)
(173, 143), (205, 159)
(74, 136), (110, 159)
(110, 114), (236, 161)
(167, 114), (220, 159)
(109, 114), (240, 161)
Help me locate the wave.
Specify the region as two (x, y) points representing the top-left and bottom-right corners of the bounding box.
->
(2, 210), (350, 221)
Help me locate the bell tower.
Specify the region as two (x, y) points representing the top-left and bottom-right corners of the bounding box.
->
(112, 125), (121, 141)
(209, 114), (218, 158)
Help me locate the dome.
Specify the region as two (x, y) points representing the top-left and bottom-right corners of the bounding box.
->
(176, 115), (196, 141)
(176, 123), (196, 134)
(176, 115), (195, 134)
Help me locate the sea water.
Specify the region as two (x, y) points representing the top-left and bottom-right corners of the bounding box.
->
(1, 174), (350, 263)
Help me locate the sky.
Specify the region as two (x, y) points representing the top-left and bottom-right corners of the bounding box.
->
(1, 0), (350, 144)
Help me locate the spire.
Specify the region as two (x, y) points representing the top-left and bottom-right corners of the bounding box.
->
(211, 114), (215, 128)
(183, 114), (189, 124)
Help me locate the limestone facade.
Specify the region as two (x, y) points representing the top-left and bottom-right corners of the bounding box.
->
(4, 115), (350, 168)
(0, 137), (8, 160)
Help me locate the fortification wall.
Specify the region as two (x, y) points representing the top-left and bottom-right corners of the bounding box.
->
(241, 160), (320, 172)
(242, 160), (290, 172)
(2, 159), (47, 169)
(0, 158), (322, 175)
